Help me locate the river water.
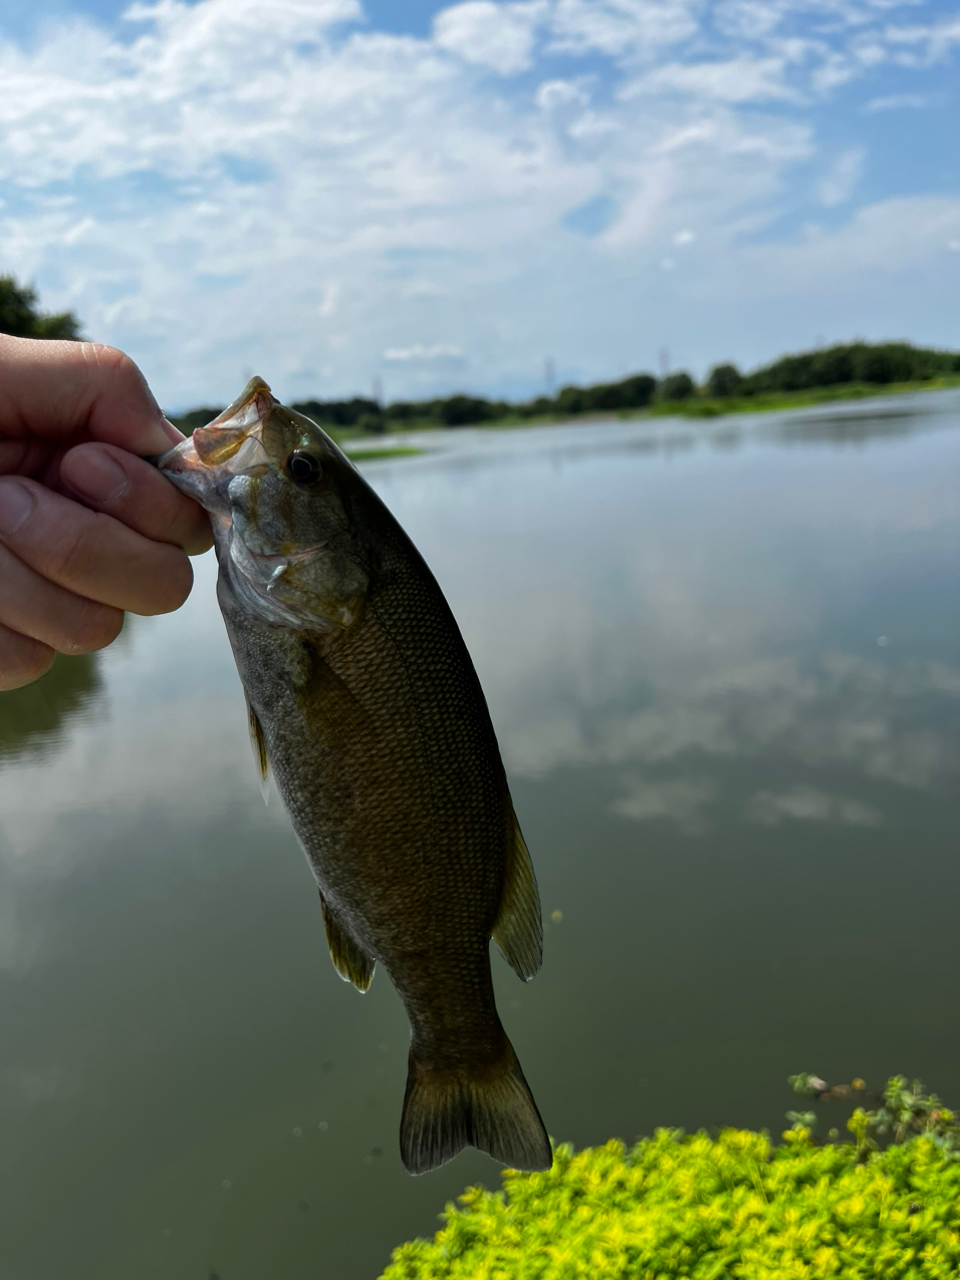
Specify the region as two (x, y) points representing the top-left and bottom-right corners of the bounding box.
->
(2, 393), (959, 1278)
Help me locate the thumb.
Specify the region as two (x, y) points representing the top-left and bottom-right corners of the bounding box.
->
(0, 335), (181, 456)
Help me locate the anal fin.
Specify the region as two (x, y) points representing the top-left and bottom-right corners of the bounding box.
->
(319, 892), (376, 993)
(491, 811), (543, 982)
(246, 696), (270, 804)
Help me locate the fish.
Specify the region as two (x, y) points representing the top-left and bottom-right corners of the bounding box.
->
(157, 378), (552, 1175)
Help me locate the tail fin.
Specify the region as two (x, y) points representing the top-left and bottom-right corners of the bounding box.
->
(399, 1037), (552, 1176)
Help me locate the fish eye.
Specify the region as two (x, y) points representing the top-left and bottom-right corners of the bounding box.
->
(286, 449), (323, 487)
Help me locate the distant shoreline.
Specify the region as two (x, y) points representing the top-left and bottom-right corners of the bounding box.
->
(469, 373), (960, 430)
(342, 375), (960, 453)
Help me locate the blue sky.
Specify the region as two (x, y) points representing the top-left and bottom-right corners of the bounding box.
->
(1, 0), (958, 409)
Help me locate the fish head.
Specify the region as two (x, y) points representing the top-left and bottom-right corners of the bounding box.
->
(158, 377), (369, 631)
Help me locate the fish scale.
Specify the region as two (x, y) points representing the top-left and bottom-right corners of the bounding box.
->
(158, 377), (552, 1175)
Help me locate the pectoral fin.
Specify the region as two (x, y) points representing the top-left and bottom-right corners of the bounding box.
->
(491, 813), (543, 982)
(319, 893), (376, 992)
(246, 697), (270, 804)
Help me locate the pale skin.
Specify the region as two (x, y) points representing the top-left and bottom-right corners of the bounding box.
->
(0, 334), (213, 691)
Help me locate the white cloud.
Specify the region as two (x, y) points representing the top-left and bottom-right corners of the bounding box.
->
(885, 16), (960, 63)
(614, 776), (717, 830)
(317, 283), (340, 317)
(535, 77), (590, 111)
(747, 786), (882, 826)
(714, 0), (787, 40)
(861, 91), (931, 110)
(626, 56), (796, 102)
(384, 344), (465, 361)
(433, 1), (546, 74)
(713, 196), (960, 297)
(811, 50), (858, 92)
(548, 0), (699, 57)
(0, 0), (953, 406)
(816, 147), (865, 206)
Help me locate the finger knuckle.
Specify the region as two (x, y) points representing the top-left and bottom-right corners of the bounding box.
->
(82, 341), (129, 372)
(97, 345), (145, 393)
(49, 518), (104, 587)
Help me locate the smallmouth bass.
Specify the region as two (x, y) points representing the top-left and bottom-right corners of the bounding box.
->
(158, 379), (551, 1175)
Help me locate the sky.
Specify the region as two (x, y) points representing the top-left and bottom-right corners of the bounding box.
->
(0, 0), (958, 409)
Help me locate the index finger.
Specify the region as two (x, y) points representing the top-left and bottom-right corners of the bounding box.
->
(60, 443), (213, 556)
(0, 334), (181, 457)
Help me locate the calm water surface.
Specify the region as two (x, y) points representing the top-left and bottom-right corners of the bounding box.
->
(2, 394), (959, 1278)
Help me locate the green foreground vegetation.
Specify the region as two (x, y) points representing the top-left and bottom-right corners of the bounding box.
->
(382, 1076), (960, 1279)
(168, 340), (960, 438)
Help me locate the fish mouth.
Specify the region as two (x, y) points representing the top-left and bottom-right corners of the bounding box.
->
(206, 376), (277, 432)
(157, 376), (276, 504)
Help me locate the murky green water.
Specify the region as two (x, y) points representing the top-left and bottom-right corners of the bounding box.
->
(2, 394), (959, 1279)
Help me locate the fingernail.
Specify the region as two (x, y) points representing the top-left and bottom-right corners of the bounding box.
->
(160, 416), (185, 445)
(64, 448), (129, 505)
(0, 480), (35, 535)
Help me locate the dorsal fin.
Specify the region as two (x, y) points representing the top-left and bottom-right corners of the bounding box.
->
(319, 892), (376, 992)
(246, 696), (270, 804)
(492, 812), (543, 981)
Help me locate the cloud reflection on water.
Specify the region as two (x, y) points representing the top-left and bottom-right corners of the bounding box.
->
(370, 397), (960, 841)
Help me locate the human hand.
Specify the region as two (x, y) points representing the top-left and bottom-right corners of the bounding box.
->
(0, 334), (213, 690)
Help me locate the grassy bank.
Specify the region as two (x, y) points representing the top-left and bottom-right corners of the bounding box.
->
(381, 1076), (960, 1279)
(644, 375), (960, 421)
(343, 444), (424, 462)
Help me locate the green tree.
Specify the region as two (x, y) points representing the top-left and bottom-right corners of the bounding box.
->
(555, 386), (587, 415)
(291, 396), (380, 427)
(660, 371), (696, 401)
(384, 401), (423, 422)
(439, 395), (495, 426)
(583, 373), (658, 412)
(706, 363), (742, 397)
(0, 275), (82, 340)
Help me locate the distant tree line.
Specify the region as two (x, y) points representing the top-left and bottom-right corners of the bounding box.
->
(237, 341), (956, 434)
(716, 341), (960, 397)
(173, 376), (666, 433)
